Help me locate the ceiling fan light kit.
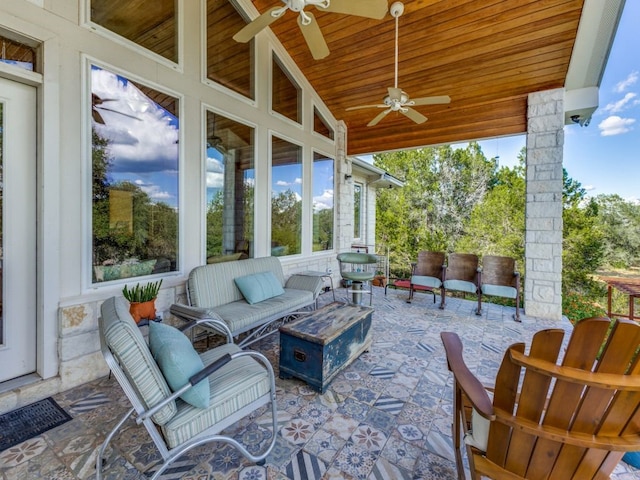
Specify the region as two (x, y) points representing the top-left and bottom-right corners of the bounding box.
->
(233, 0), (387, 60)
(346, 1), (451, 127)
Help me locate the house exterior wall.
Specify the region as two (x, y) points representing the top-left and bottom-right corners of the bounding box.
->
(0, 0), (348, 413)
(524, 88), (564, 320)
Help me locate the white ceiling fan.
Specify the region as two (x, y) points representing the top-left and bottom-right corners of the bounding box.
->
(346, 1), (451, 127)
(233, 0), (387, 60)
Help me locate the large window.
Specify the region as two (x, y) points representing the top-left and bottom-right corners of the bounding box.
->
(91, 65), (179, 283)
(207, 0), (254, 99)
(90, 0), (177, 63)
(206, 111), (255, 261)
(312, 152), (334, 252)
(271, 137), (302, 256)
(354, 183), (362, 240)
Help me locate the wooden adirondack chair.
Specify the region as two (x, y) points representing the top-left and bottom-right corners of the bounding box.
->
(441, 317), (640, 479)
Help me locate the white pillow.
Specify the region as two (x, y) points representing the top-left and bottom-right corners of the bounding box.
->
(463, 408), (490, 452)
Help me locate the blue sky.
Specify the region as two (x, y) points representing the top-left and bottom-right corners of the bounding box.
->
(472, 1), (639, 202)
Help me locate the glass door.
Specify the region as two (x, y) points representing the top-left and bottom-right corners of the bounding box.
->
(0, 77), (37, 382)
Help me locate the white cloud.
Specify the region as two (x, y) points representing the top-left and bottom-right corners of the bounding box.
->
(598, 115), (636, 136)
(313, 189), (334, 211)
(294, 177), (302, 184)
(615, 71), (639, 93)
(604, 92), (637, 114)
(206, 171), (223, 189)
(276, 180), (289, 187)
(584, 185), (595, 192)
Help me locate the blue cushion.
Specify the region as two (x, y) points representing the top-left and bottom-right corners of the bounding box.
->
(411, 275), (442, 289)
(149, 321), (210, 409)
(443, 279), (477, 294)
(482, 284), (517, 299)
(234, 271), (285, 304)
(624, 452), (640, 469)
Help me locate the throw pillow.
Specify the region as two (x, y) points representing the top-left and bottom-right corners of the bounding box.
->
(148, 321), (210, 409)
(234, 271), (285, 304)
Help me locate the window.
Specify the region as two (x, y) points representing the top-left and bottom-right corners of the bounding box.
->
(312, 152), (334, 252)
(313, 107), (334, 140)
(90, 0), (177, 62)
(354, 183), (362, 240)
(272, 55), (301, 123)
(271, 137), (302, 256)
(91, 65), (179, 283)
(205, 111), (255, 261)
(207, 0), (254, 99)
(0, 34), (36, 71)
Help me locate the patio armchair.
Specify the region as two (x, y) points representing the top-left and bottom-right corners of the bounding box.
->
(337, 252), (378, 305)
(476, 255), (521, 321)
(407, 251), (444, 304)
(96, 296), (277, 480)
(441, 253), (480, 311)
(441, 316), (640, 480)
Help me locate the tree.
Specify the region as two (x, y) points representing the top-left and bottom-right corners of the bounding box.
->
(375, 143), (496, 275)
(593, 194), (640, 269)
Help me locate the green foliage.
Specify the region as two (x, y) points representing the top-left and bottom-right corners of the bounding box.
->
(122, 279), (163, 303)
(271, 189), (302, 254)
(313, 207), (334, 251)
(562, 291), (606, 324)
(593, 194), (640, 269)
(375, 143), (496, 276)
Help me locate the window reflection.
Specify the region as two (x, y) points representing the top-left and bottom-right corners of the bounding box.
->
(0, 35), (36, 71)
(91, 65), (179, 283)
(207, 0), (254, 99)
(354, 184), (362, 239)
(313, 107), (334, 140)
(271, 137), (302, 256)
(313, 152), (334, 252)
(206, 111), (255, 262)
(90, 0), (177, 62)
(272, 55), (301, 123)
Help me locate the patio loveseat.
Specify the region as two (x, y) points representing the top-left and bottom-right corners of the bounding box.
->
(170, 257), (323, 347)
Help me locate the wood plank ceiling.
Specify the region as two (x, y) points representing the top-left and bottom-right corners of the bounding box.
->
(249, 0), (584, 155)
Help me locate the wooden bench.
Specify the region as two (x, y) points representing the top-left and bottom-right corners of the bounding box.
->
(279, 302), (373, 393)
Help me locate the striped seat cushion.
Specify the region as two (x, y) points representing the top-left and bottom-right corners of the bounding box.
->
(101, 297), (177, 425)
(161, 343), (271, 449)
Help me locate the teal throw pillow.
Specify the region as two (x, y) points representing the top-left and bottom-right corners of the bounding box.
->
(234, 271), (285, 304)
(149, 321), (210, 409)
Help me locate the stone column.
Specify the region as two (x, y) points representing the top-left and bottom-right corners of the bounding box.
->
(524, 89), (564, 320)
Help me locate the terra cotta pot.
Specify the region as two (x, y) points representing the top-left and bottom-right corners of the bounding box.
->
(129, 299), (156, 323)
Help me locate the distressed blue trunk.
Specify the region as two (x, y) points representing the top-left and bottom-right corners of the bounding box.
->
(279, 302), (374, 393)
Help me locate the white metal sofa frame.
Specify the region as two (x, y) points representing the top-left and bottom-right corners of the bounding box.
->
(96, 296), (277, 480)
(171, 257), (323, 348)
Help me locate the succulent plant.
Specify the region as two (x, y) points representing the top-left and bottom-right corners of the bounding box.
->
(122, 279), (163, 303)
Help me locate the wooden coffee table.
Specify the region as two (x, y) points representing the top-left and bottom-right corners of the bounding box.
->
(279, 302), (374, 393)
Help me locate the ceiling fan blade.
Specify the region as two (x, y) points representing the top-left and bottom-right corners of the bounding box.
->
(346, 104), (387, 111)
(317, 0), (388, 20)
(402, 107), (428, 124)
(388, 87), (403, 101)
(298, 12), (330, 60)
(233, 6), (283, 43)
(92, 109), (106, 125)
(368, 109), (391, 127)
(411, 95), (452, 106)
(96, 106), (143, 121)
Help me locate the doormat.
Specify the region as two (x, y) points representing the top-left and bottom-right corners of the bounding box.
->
(0, 397), (72, 451)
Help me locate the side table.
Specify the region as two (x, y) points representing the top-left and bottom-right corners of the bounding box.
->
(299, 270), (336, 302)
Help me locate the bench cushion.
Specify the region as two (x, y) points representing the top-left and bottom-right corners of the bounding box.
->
(203, 288), (315, 335)
(161, 343), (271, 449)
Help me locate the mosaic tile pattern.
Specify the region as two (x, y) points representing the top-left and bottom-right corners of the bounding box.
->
(2, 290), (640, 480)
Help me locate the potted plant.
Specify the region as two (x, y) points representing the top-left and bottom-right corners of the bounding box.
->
(122, 279), (163, 323)
(373, 270), (387, 287)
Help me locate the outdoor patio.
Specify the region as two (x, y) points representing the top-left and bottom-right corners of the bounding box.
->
(2, 287), (640, 480)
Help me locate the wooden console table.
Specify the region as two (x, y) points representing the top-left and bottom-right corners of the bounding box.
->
(601, 277), (640, 321)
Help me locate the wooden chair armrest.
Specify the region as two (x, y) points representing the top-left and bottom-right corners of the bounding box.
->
(441, 331), (494, 419)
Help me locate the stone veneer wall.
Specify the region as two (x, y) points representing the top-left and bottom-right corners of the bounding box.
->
(524, 88), (564, 320)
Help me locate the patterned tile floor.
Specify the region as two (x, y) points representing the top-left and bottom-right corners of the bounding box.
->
(2, 288), (640, 479)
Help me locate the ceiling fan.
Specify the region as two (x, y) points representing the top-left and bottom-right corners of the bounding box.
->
(92, 93), (142, 125)
(346, 1), (451, 127)
(233, 0), (388, 60)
